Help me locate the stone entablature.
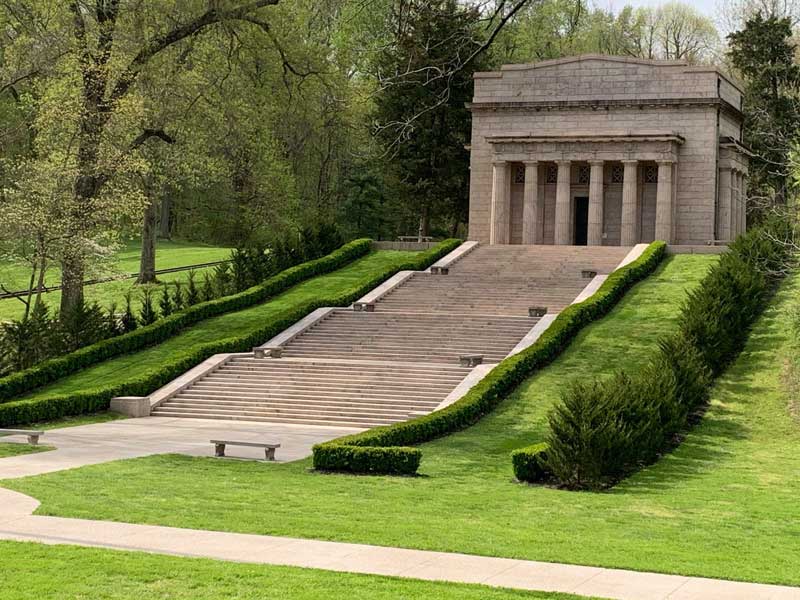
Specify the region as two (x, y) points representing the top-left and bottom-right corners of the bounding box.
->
(468, 55), (751, 246)
(487, 131), (683, 163)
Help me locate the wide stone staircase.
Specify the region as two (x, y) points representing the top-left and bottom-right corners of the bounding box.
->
(152, 358), (469, 427)
(152, 244), (631, 428)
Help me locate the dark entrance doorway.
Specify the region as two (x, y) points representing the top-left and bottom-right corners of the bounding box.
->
(573, 196), (589, 245)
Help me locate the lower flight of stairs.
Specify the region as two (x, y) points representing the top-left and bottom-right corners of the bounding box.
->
(151, 357), (470, 428)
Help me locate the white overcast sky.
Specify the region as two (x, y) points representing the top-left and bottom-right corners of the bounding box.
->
(602, 0), (720, 19)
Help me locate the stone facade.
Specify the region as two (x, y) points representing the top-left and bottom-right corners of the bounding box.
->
(467, 55), (752, 246)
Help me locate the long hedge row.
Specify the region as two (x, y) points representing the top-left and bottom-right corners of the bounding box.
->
(312, 241), (667, 476)
(0, 239), (461, 427)
(516, 220), (795, 490)
(0, 239), (374, 403)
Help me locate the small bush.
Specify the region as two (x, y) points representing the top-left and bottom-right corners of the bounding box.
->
(511, 442), (550, 483)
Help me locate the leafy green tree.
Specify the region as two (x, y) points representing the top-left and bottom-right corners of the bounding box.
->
(728, 13), (800, 208)
(373, 0), (485, 237)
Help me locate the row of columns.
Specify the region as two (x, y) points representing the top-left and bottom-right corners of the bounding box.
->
(490, 159), (675, 246)
(717, 168), (747, 241)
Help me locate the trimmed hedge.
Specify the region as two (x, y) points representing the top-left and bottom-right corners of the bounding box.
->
(0, 239), (373, 403)
(511, 442), (550, 483)
(312, 241), (667, 476)
(0, 239), (461, 427)
(540, 221), (794, 490)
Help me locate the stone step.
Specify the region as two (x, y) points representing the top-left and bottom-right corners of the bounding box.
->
(182, 387), (445, 403)
(199, 377), (457, 393)
(225, 358), (470, 372)
(150, 408), (398, 428)
(170, 396), (439, 411)
(165, 400), (419, 419)
(280, 350), (505, 364)
(219, 363), (469, 378)
(213, 370), (466, 386)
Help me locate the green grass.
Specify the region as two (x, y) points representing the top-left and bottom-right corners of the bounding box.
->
(22, 254), (800, 585)
(0, 541), (593, 600)
(0, 443), (53, 458)
(0, 239), (231, 321)
(17, 250), (418, 402)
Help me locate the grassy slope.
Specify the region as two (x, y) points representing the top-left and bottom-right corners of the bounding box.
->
(0, 240), (230, 321)
(0, 542), (592, 600)
(16, 250), (417, 401)
(0, 443), (52, 458)
(19, 255), (800, 585)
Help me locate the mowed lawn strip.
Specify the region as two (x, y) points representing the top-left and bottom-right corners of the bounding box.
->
(0, 240), (231, 321)
(0, 541), (593, 600)
(11, 256), (800, 585)
(0, 443), (53, 458)
(17, 250), (417, 400)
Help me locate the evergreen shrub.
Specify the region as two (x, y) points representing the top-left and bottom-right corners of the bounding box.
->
(538, 222), (792, 490)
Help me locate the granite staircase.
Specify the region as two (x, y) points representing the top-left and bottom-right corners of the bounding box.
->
(152, 244), (632, 428)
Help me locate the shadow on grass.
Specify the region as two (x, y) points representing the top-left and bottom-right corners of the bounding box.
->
(612, 296), (788, 496)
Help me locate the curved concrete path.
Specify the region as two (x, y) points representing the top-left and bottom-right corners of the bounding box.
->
(0, 487), (798, 600)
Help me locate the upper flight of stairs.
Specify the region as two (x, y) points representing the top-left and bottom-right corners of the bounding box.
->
(377, 245), (631, 317)
(152, 244), (632, 428)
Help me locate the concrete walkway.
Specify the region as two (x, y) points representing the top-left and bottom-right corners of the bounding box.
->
(0, 487), (798, 600)
(0, 417), (360, 478)
(1, 420), (799, 599)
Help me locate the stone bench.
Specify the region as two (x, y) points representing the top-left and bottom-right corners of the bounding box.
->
(0, 429), (44, 446)
(398, 235), (432, 242)
(211, 440), (280, 461)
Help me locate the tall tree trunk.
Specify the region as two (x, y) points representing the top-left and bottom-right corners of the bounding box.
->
(59, 252), (85, 316)
(138, 200), (158, 284)
(159, 196), (172, 239)
(418, 205), (430, 241)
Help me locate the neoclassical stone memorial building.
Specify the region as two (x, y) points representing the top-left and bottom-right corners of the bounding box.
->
(467, 55), (751, 246)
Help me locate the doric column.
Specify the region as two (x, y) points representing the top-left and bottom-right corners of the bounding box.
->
(554, 160), (572, 245)
(522, 161), (539, 245)
(620, 160), (639, 246)
(717, 167), (732, 241)
(490, 161), (510, 245)
(587, 160), (604, 246)
(655, 160), (675, 243)
(731, 170), (741, 238)
(740, 173), (747, 234)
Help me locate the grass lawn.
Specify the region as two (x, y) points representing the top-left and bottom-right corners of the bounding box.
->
(0, 443), (53, 458)
(17, 254), (800, 586)
(16, 250), (418, 402)
(0, 239), (230, 321)
(0, 542), (591, 600)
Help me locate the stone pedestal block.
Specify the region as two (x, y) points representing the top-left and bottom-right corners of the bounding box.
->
(110, 396), (151, 418)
